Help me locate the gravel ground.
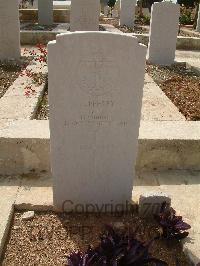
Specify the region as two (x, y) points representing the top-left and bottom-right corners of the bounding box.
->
(0, 58), (29, 99)
(101, 18), (200, 37)
(146, 63), (200, 120)
(36, 63), (200, 121)
(35, 89), (49, 120)
(20, 23), (105, 32)
(2, 211), (190, 266)
(117, 24), (148, 34)
(20, 23), (58, 31)
(101, 17), (149, 34)
(179, 29), (200, 38)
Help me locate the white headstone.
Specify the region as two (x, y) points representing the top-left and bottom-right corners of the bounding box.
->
(70, 0), (100, 31)
(0, 0), (20, 61)
(120, 0), (136, 28)
(104, 6), (110, 17)
(38, 0), (53, 25)
(100, 0), (107, 12)
(48, 32), (146, 211)
(116, 0), (120, 12)
(19, 0), (38, 8)
(112, 9), (119, 18)
(33, 0), (38, 9)
(147, 2), (180, 66)
(142, 8), (150, 17)
(196, 4), (200, 32)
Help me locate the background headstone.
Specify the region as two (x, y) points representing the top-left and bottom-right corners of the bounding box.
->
(48, 32), (146, 210)
(100, 0), (108, 12)
(0, 0), (21, 60)
(147, 2), (180, 66)
(38, 0), (53, 25)
(196, 4), (200, 32)
(70, 0), (100, 31)
(112, 9), (119, 18)
(142, 8), (150, 17)
(104, 5), (110, 17)
(120, 0), (136, 28)
(115, 0), (120, 13)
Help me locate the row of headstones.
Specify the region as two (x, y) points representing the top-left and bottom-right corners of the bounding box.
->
(22, 0), (200, 34)
(0, 1), (196, 210)
(121, 0), (200, 34)
(0, 0), (180, 66)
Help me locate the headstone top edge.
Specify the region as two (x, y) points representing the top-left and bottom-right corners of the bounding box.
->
(54, 31), (147, 50)
(153, 2), (180, 7)
(140, 191), (171, 198)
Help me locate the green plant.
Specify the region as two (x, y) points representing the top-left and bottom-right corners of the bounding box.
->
(107, 0), (116, 8)
(179, 7), (194, 25)
(142, 15), (150, 25)
(179, 13), (193, 24)
(136, 15), (151, 25)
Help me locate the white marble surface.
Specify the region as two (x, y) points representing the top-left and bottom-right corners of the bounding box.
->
(38, 0), (53, 25)
(48, 32), (146, 210)
(70, 0), (100, 31)
(147, 2), (180, 65)
(0, 0), (20, 60)
(120, 0), (136, 28)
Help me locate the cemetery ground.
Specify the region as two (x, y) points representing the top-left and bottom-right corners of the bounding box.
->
(0, 59), (29, 99)
(20, 22), (200, 52)
(37, 58), (200, 121)
(21, 22), (106, 32)
(2, 209), (190, 265)
(1, 6), (200, 264)
(0, 44), (200, 264)
(101, 17), (200, 38)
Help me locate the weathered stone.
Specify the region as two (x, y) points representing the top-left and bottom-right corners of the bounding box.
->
(104, 6), (110, 17)
(48, 32), (146, 210)
(38, 0), (53, 26)
(147, 2), (180, 65)
(120, 0), (136, 28)
(139, 191), (171, 218)
(112, 9), (119, 18)
(113, 222), (125, 229)
(0, 0), (20, 60)
(196, 4), (200, 32)
(100, 0), (108, 12)
(21, 211), (35, 220)
(70, 0), (100, 31)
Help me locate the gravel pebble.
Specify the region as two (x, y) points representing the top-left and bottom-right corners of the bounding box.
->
(21, 211), (35, 221)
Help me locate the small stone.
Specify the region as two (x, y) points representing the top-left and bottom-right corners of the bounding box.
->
(139, 191), (171, 219)
(113, 222), (125, 229)
(21, 211), (35, 221)
(13, 226), (20, 230)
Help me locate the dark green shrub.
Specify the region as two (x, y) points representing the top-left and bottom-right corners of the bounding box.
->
(107, 0), (116, 8)
(179, 7), (194, 25)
